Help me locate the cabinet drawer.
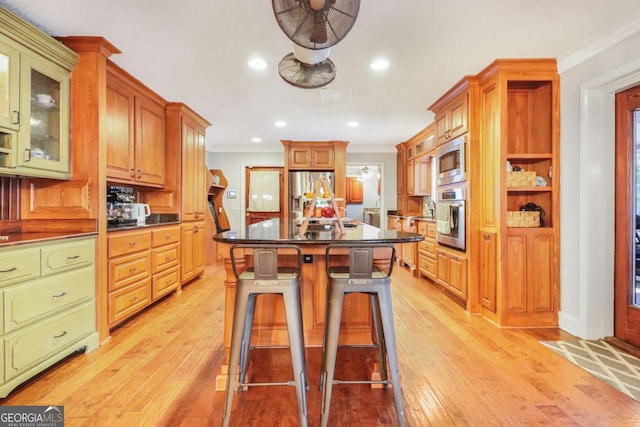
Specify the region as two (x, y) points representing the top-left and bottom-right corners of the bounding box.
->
(152, 226), (180, 247)
(151, 243), (179, 273)
(4, 267), (94, 333)
(424, 238), (437, 257)
(0, 247), (40, 287)
(41, 238), (95, 276)
(108, 252), (150, 292)
(5, 303), (94, 381)
(109, 280), (151, 325)
(417, 221), (427, 236)
(419, 253), (436, 276)
(108, 230), (151, 258)
(426, 222), (436, 239)
(152, 267), (179, 300)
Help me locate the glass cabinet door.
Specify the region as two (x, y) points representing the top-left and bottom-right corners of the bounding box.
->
(19, 52), (70, 177)
(0, 37), (20, 131)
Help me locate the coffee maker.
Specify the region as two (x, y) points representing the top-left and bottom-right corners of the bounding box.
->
(107, 185), (137, 228)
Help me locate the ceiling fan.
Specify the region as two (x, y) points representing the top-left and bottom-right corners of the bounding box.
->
(272, 0), (361, 50)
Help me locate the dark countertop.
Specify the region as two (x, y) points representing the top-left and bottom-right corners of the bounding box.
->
(0, 231), (98, 248)
(107, 213), (180, 232)
(213, 218), (424, 245)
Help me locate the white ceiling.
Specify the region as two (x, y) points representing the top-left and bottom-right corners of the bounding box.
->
(3, 0), (640, 153)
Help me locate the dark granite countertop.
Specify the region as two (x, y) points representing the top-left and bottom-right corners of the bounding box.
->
(107, 213), (180, 232)
(213, 218), (424, 245)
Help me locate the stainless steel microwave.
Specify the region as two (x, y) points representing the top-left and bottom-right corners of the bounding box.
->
(436, 135), (466, 186)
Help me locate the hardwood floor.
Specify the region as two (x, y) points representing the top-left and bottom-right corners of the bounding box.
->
(3, 263), (640, 426)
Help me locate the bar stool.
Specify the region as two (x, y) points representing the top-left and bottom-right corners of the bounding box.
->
(320, 243), (405, 427)
(222, 244), (308, 427)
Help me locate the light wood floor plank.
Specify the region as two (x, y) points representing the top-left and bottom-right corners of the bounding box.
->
(2, 264), (640, 426)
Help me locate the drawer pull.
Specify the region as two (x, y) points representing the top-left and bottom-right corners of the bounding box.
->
(130, 296), (138, 303)
(52, 292), (67, 299)
(165, 255), (172, 260)
(0, 267), (17, 273)
(165, 235), (171, 240)
(129, 266), (138, 272)
(67, 255), (81, 260)
(166, 279), (173, 284)
(53, 331), (68, 339)
(129, 241), (137, 246)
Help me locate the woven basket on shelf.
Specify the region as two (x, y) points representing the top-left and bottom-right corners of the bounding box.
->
(506, 171), (536, 187)
(506, 211), (540, 227)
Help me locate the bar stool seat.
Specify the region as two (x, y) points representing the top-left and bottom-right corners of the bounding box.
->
(320, 243), (406, 427)
(222, 244), (308, 427)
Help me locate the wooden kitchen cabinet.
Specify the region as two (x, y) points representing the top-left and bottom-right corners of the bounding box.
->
(472, 59), (559, 326)
(436, 247), (468, 301)
(181, 221), (206, 284)
(418, 220), (437, 281)
(106, 62), (166, 187)
(346, 176), (363, 203)
(432, 90), (469, 146)
(401, 217), (417, 273)
(151, 225), (181, 299)
(166, 103), (211, 222)
(0, 8), (77, 180)
(0, 236), (98, 398)
(286, 144), (334, 169)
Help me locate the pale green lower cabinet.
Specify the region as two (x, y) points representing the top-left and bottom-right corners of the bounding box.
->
(0, 235), (99, 398)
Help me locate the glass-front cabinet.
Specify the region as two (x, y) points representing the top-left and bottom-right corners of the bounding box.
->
(0, 10), (76, 180)
(18, 53), (70, 177)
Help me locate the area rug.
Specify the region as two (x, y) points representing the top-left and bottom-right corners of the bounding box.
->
(541, 339), (640, 401)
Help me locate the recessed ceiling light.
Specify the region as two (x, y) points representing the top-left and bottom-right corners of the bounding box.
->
(248, 58), (267, 70)
(370, 58), (390, 71)
(347, 121), (359, 127)
(251, 137), (262, 143)
(274, 120), (287, 127)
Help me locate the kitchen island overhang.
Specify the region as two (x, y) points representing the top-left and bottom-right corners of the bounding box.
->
(212, 219), (423, 390)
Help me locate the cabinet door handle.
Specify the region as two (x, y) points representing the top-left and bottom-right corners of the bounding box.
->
(137, 169), (142, 178)
(483, 233), (491, 241)
(12, 110), (19, 125)
(66, 255), (80, 260)
(24, 148), (31, 162)
(52, 292), (67, 299)
(130, 169), (135, 178)
(0, 267), (17, 273)
(53, 331), (68, 339)
(194, 226), (199, 233)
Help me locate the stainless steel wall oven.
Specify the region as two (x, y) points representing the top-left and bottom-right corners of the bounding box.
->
(435, 187), (465, 251)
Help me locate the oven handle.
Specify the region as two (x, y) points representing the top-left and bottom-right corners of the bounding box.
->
(445, 202), (464, 208)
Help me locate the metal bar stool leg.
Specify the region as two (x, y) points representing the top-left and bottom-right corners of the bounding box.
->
(377, 285), (406, 427)
(370, 293), (389, 386)
(238, 293), (257, 391)
(282, 286), (309, 427)
(222, 284), (251, 427)
(320, 282), (346, 427)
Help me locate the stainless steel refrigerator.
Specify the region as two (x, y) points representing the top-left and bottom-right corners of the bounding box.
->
(289, 171), (334, 221)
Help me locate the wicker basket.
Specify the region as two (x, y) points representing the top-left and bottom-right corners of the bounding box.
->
(506, 171), (536, 187)
(506, 211), (540, 227)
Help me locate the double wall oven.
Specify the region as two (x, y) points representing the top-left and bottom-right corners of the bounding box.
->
(435, 135), (467, 251)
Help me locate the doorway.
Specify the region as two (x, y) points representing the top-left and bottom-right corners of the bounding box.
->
(245, 166), (284, 226)
(345, 163), (383, 226)
(614, 84), (640, 346)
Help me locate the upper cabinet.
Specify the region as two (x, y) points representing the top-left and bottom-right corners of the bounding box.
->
(430, 87), (469, 146)
(286, 143), (334, 170)
(0, 8), (77, 180)
(106, 62), (166, 187)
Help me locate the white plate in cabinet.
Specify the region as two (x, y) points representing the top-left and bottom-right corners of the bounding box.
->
(4, 303), (94, 381)
(152, 267), (180, 300)
(41, 238), (95, 276)
(108, 252), (151, 292)
(4, 267), (94, 333)
(0, 247), (40, 287)
(108, 280), (151, 325)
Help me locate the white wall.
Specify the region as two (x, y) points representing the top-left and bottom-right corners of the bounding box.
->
(206, 150), (397, 231)
(559, 28), (640, 338)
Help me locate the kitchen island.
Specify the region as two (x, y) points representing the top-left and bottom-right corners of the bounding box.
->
(213, 218), (423, 389)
